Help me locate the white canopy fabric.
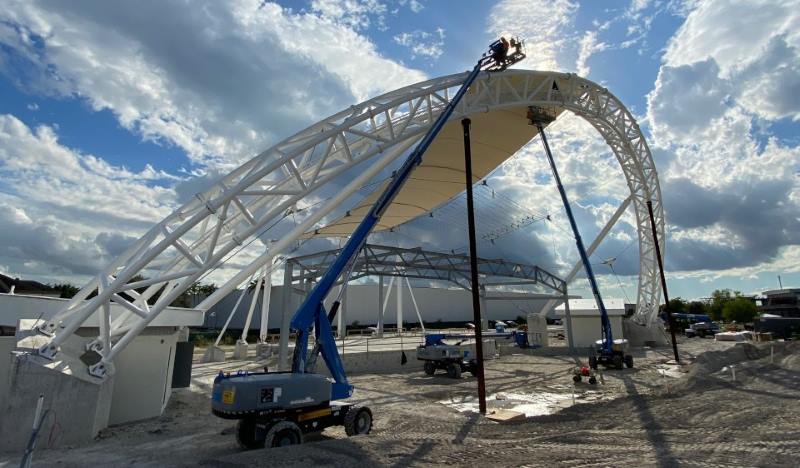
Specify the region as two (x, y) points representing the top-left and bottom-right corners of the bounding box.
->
(308, 104), (564, 238)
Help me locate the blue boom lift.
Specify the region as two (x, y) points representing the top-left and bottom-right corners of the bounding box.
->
(527, 106), (633, 371)
(211, 38), (526, 449)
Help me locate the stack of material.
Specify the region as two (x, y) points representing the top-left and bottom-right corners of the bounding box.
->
(714, 331), (753, 342)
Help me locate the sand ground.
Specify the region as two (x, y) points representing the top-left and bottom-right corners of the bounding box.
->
(2, 338), (798, 467)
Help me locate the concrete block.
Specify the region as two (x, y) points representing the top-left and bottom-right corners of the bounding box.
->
(202, 346), (227, 363)
(0, 320), (114, 451)
(255, 342), (274, 358)
(233, 340), (249, 360)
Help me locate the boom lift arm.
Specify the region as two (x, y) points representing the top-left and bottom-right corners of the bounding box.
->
(527, 107), (629, 368)
(211, 39), (526, 450)
(290, 39), (527, 400)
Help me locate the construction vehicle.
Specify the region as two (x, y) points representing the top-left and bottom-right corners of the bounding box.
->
(527, 107), (634, 372)
(211, 38), (527, 449)
(685, 321), (720, 338)
(572, 365), (598, 385)
(417, 334), (479, 378)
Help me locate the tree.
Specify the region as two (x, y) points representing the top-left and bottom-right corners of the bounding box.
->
(687, 300), (707, 315)
(722, 297), (758, 323)
(51, 283), (79, 299)
(708, 289), (740, 321)
(662, 297), (687, 314)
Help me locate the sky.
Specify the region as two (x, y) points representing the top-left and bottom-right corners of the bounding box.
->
(0, 0), (798, 302)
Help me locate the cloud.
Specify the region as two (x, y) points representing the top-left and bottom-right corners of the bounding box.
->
(310, 0), (388, 30)
(646, 59), (733, 143)
(0, 0), (426, 168)
(487, 0), (578, 71)
(663, 0), (800, 122)
(0, 114), (176, 224)
(393, 28), (445, 61)
(576, 30), (608, 77)
(646, 0), (800, 276)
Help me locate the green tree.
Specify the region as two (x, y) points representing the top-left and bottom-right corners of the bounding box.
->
(687, 300), (707, 315)
(662, 297), (687, 314)
(708, 289), (741, 321)
(722, 297), (758, 323)
(50, 283), (79, 299)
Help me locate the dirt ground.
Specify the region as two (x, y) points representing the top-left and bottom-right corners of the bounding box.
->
(3, 338), (799, 467)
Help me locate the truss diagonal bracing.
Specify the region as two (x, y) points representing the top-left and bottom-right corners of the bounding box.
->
(288, 244), (566, 294)
(33, 70), (664, 378)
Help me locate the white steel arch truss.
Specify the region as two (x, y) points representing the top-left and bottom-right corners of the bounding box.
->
(34, 70), (664, 378)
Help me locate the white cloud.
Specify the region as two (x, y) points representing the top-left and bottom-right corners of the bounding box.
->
(487, 0), (578, 71)
(310, 0), (388, 30)
(0, 115), (180, 280)
(0, 0), (426, 169)
(646, 0), (800, 275)
(576, 30), (608, 77)
(663, 0), (800, 122)
(393, 28), (445, 60)
(0, 114), (177, 225)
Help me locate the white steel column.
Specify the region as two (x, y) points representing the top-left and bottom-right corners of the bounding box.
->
(404, 277), (425, 332)
(239, 266), (266, 343)
(278, 263), (293, 370)
(259, 260), (274, 343)
(336, 284), (348, 339)
(377, 276), (384, 337)
(479, 284), (489, 331)
(396, 276), (403, 334)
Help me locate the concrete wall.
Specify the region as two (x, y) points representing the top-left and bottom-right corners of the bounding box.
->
(204, 284), (560, 331)
(0, 336), (13, 404)
(109, 330), (179, 426)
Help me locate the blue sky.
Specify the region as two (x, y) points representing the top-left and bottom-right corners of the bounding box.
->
(0, 0), (798, 302)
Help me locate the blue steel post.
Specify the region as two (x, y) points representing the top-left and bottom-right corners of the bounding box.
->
(289, 56), (492, 400)
(534, 123), (614, 353)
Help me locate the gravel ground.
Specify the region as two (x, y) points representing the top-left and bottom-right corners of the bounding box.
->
(3, 339), (798, 467)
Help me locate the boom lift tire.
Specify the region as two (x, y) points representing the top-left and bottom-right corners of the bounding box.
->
(466, 361), (478, 376)
(265, 420), (304, 447)
(235, 418), (265, 450)
(612, 354), (624, 370)
(625, 355), (634, 368)
(424, 361), (436, 375)
(447, 362), (462, 379)
(588, 376), (598, 385)
(344, 406), (373, 436)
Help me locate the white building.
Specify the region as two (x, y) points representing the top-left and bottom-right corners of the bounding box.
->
(555, 298), (626, 348)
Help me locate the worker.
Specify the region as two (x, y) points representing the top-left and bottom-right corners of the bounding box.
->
(490, 37), (510, 66)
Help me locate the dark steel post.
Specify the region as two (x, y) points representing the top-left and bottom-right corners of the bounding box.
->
(647, 200), (679, 363)
(462, 118), (487, 414)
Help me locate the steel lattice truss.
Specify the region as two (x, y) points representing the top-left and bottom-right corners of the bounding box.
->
(34, 69), (664, 377)
(288, 244), (566, 294)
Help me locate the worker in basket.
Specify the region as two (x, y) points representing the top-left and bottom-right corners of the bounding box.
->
(490, 37), (510, 65)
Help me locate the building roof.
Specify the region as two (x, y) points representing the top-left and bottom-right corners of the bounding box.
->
(554, 298), (626, 317)
(763, 288), (800, 296)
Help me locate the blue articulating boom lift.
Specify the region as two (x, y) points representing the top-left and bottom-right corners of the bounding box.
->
(526, 107), (633, 372)
(211, 38), (526, 450)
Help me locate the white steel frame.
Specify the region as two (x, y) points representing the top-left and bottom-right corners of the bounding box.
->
(34, 70), (664, 378)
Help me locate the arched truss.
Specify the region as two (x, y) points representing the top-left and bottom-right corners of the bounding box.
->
(35, 69), (664, 376)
